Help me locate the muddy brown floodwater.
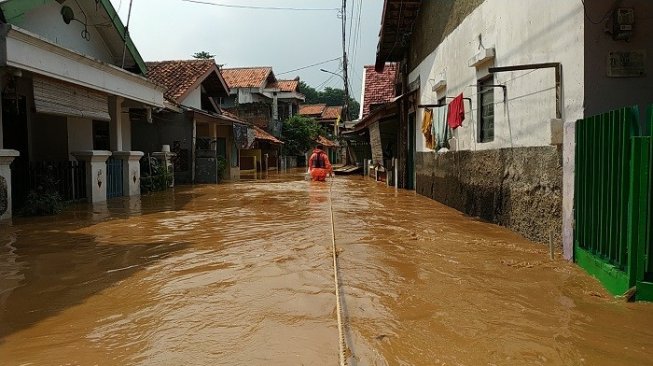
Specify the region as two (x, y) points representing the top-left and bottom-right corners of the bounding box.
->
(1, 171), (653, 365)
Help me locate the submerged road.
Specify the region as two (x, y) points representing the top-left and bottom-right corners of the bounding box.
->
(1, 171), (652, 365)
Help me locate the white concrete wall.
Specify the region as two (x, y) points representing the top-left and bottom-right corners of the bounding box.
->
(237, 89), (254, 104)
(121, 111), (131, 151)
(14, 2), (114, 63)
(183, 86), (202, 110)
(409, 0), (584, 153)
(236, 89), (270, 104)
(67, 117), (93, 159)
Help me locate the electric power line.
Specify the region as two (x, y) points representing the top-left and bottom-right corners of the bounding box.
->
(180, 0), (339, 11)
(277, 57), (342, 76)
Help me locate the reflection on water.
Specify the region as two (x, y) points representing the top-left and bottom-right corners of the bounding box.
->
(1, 171), (652, 365)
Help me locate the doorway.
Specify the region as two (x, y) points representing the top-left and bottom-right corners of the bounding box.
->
(406, 112), (416, 190)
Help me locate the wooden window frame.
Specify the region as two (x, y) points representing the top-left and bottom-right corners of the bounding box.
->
(477, 76), (495, 143)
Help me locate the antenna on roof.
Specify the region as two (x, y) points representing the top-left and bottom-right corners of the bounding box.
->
(121, 0), (134, 69)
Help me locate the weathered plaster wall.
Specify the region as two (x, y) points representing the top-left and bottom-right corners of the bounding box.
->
(409, 0), (485, 70)
(405, 0), (584, 249)
(409, 0), (584, 153)
(416, 147), (562, 245)
(584, 0), (653, 119)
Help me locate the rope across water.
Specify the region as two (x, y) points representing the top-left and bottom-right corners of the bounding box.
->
(328, 178), (348, 366)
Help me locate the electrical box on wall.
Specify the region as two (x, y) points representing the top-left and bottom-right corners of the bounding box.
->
(613, 8), (635, 41)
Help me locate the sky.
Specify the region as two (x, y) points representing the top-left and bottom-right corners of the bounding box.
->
(108, 0), (384, 103)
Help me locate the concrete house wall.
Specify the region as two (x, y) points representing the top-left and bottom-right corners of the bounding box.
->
(409, 0), (653, 249)
(410, 0), (584, 245)
(12, 2), (114, 62)
(561, 0), (653, 258)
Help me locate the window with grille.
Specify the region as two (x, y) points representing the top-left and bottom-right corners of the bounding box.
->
(478, 77), (495, 143)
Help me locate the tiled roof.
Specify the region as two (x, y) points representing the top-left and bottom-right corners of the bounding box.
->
(321, 106), (342, 120)
(221, 67), (272, 88)
(253, 125), (283, 144)
(221, 109), (282, 144)
(146, 59), (218, 103)
(269, 79), (299, 92)
(362, 63), (398, 118)
(299, 103), (327, 116)
(221, 110), (242, 121)
(316, 135), (337, 147)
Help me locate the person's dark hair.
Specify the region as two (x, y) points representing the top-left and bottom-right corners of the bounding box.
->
(316, 144), (324, 150)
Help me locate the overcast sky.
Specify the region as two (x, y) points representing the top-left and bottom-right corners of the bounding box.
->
(108, 0), (384, 102)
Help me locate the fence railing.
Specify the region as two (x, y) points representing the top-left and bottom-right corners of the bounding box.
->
(106, 158), (123, 198)
(575, 105), (653, 301)
(27, 161), (87, 202)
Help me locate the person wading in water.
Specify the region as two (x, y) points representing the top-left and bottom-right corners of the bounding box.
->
(308, 144), (333, 182)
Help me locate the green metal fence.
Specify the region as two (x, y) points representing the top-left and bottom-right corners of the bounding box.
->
(574, 105), (652, 301)
(634, 107), (653, 300)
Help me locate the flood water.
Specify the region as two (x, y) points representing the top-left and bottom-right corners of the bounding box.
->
(1, 171), (652, 365)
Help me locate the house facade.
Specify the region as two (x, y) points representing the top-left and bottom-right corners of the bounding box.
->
(374, 0), (653, 254)
(0, 0), (165, 219)
(132, 59), (242, 183)
(344, 63), (399, 171)
(220, 67), (304, 136)
(298, 103), (343, 134)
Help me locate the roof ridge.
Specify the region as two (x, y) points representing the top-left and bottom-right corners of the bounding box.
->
(222, 66), (272, 70)
(146, 59), (216, 64)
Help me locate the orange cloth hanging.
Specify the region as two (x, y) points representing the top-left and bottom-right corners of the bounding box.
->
(421, 108), (434, 149)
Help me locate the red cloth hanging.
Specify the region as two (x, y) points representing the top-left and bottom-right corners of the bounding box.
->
(447, 93), (465, 129)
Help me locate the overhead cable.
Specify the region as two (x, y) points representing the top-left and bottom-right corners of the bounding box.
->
(180, 0), (339, 11)
(277, 57), (342, 76)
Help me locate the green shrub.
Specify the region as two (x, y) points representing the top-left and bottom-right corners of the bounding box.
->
(20, 173), (64, 216)
(217, 156), (227, 182)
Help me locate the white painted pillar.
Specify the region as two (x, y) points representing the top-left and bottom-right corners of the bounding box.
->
(71, 150), (112, 203)
(562, 121), (576, 261)
(109, 96), (124, 152)
(0, 149), (20, 220)
(112, 151), (144, 196)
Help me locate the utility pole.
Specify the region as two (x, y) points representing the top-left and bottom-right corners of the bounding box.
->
(341, 0), (350, 124)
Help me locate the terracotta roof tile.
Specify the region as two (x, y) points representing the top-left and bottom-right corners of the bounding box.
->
(362, 63), (398, 118)
(146, 59), (217, 103)
(299, 103), (327, 116)
(221, 110), (242, 122)
(268, 79), (299, 92)
(321, 106), (342, 120)
(221, 67), (272, 88)
(253, 125), (283, 144)
(316, 135), (337, 147)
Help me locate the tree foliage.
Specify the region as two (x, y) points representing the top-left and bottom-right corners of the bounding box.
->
(299, 82), (360, 120)
(281, 115), (327, 156)
(192, 51), (215, 59)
